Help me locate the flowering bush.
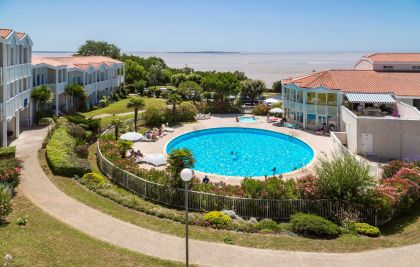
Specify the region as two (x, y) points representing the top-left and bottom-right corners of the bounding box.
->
(0, 184), (12, 221)
(0, 158), (22, 188)
(382, 160), (408, 178)
(295, 174), (320, 199)
(392, 167), (420, 185)
(204, 211), (232, 228)
(354, 223), (381, 237)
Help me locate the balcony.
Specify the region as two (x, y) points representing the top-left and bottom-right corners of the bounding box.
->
(5, 63), (31, 84)
(44, 82), (67, 95)
(4, 89), (31, 120)
(0, 67), (2, 85)
(0, 103), (2, 120)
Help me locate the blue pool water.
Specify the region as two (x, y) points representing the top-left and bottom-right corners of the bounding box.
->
(240, 116), (259, 123)
(166, 127), (314, 177)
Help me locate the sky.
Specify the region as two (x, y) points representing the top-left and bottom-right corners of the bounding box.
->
(1, 0), (420, 52)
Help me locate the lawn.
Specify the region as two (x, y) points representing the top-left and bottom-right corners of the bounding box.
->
(83, 96), (167, 117)
(0, 194), (183, 267)
(38, 146), (420, 253)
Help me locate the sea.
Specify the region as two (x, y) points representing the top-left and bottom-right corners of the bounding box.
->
(33, 51), (368, 87)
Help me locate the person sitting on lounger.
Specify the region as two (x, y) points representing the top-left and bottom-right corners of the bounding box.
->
(136, 149), (143, 157)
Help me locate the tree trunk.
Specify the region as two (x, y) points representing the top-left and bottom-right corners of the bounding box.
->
(134, 108), (138, 132)
(115, 127), (119, 140)
(172, 103), (176, 123)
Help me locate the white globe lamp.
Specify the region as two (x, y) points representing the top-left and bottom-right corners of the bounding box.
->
(180, 168), (193, 182)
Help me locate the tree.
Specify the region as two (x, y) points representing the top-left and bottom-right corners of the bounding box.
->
(111, 118), (123, 140)
(272, 80), (282, 94)
(170, 73), (188, 87)
(202, 72), (240, 102)
(126, 97), (145, 132)
(124, 60), (146, 84)
(30, 85), (52, 122)
(76, 40), (121, 59)
(178, 81), (202, 107)
(64, 84), (87, 111)
(233, 70), (248, 81)
(240, 79), (266, 106)
(167, 92), (182, 123)
(133, 80), (147, 95)
(117, 140), (133, 158)
(141, 106), (165, 127)
(147, 62), (166, 87)
(167, 148), (195, 188)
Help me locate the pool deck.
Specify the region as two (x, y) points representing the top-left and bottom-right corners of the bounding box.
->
(133, 114), (335, 185)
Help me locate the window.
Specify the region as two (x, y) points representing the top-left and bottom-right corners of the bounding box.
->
(412, 66), (420, 70)
(383, 65), (394, 69)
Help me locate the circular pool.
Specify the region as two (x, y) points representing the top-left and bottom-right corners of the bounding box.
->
(239, 116), (259, 123)
(166, 127), (314, 177)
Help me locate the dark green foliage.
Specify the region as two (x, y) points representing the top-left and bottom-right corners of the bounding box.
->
(241, 79), (266, 105)
(0, 146), (16, 159)
(252, 103), (269, 115)
(141, 107), (165, 127)
(76, 40), (121, 59)
(290, 213), (341, 237)
(167, 148), (195, 188)
(272, 80), (282, 93)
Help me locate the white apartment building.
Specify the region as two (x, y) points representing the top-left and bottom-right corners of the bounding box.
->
(32, 55), (124, 115)
(0, 29), (33, 147)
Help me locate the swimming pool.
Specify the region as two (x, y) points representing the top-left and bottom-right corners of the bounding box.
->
(166, 127), (314, 177)
(240, 116), (259, 123)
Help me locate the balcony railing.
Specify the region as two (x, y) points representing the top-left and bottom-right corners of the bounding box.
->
(4, 89), (31, 120)
(0, 103), (2, 120)
(5, 63), (31, 84)
(0, 67), (3, 85)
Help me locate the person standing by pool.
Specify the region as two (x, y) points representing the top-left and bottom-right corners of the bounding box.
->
(235, 116), (239, 122)
(202, 175), (210, 183)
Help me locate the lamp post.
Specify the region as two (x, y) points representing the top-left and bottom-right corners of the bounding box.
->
(180, 168), (193, 266)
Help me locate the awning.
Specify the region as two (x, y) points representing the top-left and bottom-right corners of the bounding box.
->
(345, 93), (396, 104)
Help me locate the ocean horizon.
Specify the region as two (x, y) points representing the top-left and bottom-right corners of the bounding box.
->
(33, 51), (369, 86)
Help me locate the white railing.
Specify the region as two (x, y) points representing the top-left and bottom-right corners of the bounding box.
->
(0, 103), (2, 120)
(5, 63), (31, 84)
(85, 83), (96, 96)
(4, 89), (31, 119)
(0, 67), (3, 85)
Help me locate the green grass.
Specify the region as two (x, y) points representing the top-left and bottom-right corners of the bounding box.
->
(0, 194), (183, 267)
(99, 114), (135, 128)
(83, 96), (166, 117)
(39, 147), (420, 253)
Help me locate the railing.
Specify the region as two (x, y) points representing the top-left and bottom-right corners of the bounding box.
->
(0, 67), (3, 85)
(5, 63), (31, 84)
(97, 143), (381, 225)
(0, 103), (2, 120)
(4, 89), (31, 119)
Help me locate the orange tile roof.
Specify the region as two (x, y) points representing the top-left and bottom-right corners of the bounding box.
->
(16, 32), (26, 39)
(284, 70), (420, 97)
(364, 53), (420, 63)
(32, 55), (122, 70)
(0, 29), (12, 39)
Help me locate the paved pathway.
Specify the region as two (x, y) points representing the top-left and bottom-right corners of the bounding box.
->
(12, 127), (420, 267)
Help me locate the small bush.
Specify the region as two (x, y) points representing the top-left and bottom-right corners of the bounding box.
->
(0, 146), (16, 159)
(0, 185), (12, 221)
(252, 104), (269, 115)
(0, 158), (22, 189)
(38, 117), (54, 126)
(290, 213), (341, 237)
(354, 223), (381, 237)
(75, 144), (89, 159)
(141, 106), (165, 127)
(81, 172), (106, 190)
(204, 211), (231, 228)
(16, 215), (28, 226)
(257, 219), (281, 232)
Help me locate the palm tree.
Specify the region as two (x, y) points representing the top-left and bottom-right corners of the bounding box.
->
(65, 84), (87, 112)
(30, 85), (52, 122)
(167, 92), (182, 123)
(111, 118), (124, 140)
(126, 97), (145, 132)
(117, 140), (133, 158)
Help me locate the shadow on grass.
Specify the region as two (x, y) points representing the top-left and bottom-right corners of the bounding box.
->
(380, 201), (420, 236)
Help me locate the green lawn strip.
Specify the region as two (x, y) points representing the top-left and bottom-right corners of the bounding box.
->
(83, 97), (166, 117)
(99, 114), (135, 128)
(40, 147), (420, 253)
(0, 194), (183, 267)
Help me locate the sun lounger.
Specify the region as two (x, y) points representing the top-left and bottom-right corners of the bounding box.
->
(162, 124), (174, 132)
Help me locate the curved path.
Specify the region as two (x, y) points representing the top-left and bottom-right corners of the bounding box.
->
(12, 127), (420, 267)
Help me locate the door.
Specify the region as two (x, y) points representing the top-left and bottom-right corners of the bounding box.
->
(361, 133), (373, 155)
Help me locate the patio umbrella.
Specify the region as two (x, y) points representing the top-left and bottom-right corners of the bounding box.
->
(269, 108), (284, 114)
(264, 98), (280, 104)
(120, 132), (144, 142)
(143, 153), (167, 166)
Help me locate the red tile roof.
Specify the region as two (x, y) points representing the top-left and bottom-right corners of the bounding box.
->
(16, 32), (26, 39)
(32, 55), (122, 70)
(364, 53), (420, 63)
(284, 70), (420, 97)
(0, 29), (12, 39)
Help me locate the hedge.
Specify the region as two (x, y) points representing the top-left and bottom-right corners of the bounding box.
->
(290, 213), (341, 237)
(0, 146), (16, 159)
(46, 123), (90, 177)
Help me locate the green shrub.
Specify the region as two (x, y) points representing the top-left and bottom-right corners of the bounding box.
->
(0, 184), (12, 221)
(354, 223), (381, 237)
(167, 148), (195, 188)
(0, 146), (16, 159)
(315, 151), (374, 202)
(81, 172), (106, 190)
(176, 102), (198, 122)
(257, 219), (281, 232)
(252, 103), (269, 115)
(290, 213), (341, 237)
(141, 106), (165, 127)
(382, 160), (406, 178)
(16, 215), (28, 226)
(204, 211), (231, 228)
(46, 123), (90, 177)
(38, 117), (54, 126)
